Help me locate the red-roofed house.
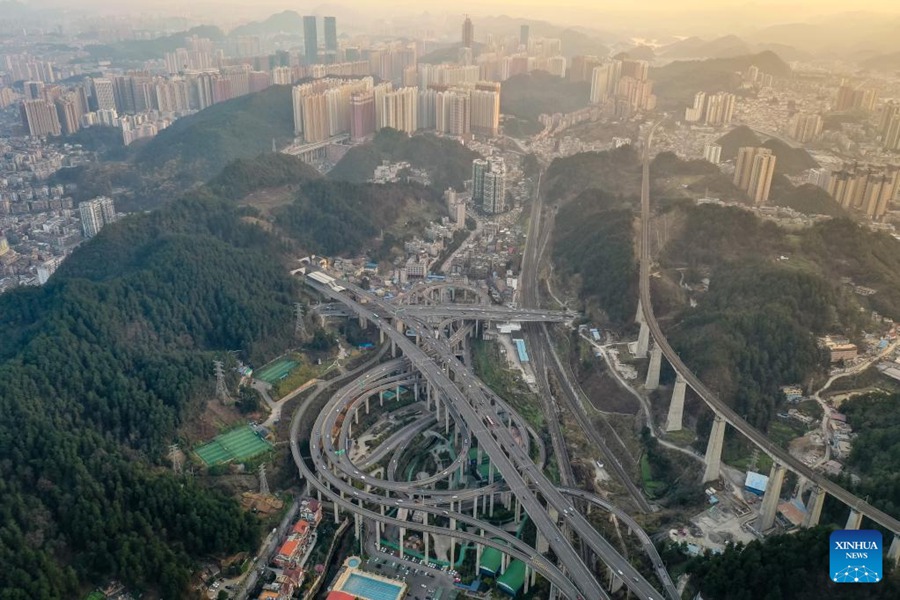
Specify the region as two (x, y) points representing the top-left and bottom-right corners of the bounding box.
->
(326, 592), (356, 600)
(273, 539), (301, 568)
(292, 519), (310, 538)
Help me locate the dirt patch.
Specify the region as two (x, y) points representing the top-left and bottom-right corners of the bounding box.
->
(241, 185), (296, 215)
(579, 361), (641, 414)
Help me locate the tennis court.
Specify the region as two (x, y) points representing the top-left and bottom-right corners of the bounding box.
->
(195, 425), (272, 465)
(255, 357), (299, 384)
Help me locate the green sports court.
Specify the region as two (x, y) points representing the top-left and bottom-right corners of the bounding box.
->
(254, 357), (299, 384)
(195, 425), (272, 466)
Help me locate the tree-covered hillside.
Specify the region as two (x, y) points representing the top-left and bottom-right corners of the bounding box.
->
(135, 85), (295, 186)
(684, 526), (900, 599)
(327, 128), (481, 192)
(0, 158), (314, 597)
(543, 145), (642, 203)
(499, 72), (591, 125)
(552, 189), (637, 325)
(275, 179), (444, 256)
(652, 51), (790, 110)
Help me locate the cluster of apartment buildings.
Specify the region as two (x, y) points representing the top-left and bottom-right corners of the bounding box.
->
(587, 57), (657, 117)
(290, 74), (501, 145)
(684, 91), (737, 126)
(733, 146), (777, 205)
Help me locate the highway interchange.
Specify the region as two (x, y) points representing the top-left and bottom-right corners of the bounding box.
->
(293, 273), (679, 600)
(279, 120), (900, 600)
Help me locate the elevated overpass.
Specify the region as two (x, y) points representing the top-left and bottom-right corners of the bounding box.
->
(637, 121), (900, 542)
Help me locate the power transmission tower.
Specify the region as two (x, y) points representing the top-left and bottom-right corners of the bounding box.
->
(259, 463), (270, 496)
(294, 302), (308, 339)
(213, 360), (228, 401)
(168, 444), (182, 475)
(748, 448), (760, 473)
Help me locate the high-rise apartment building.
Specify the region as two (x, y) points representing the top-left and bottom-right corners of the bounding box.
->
(884, 114), (900, 152)
(834, 81), (877, 112)
(462, 16), (474, 49)
(292, 77), (374, 142)
(520, 25), (530, 48)
(304, 16), (318, 64)
(703, 144), (722, 164)
(381, 87), (418, 134)
(79, 196), (117, 238)
(684, 92), (705, 123)
(568, 55), (604, 83)
(472, 156), (506, 214)
(790, 113), (823, 143)
(589, 61), (621, 104)
(704, 92), (735, 126)
(91, 78), (117, 111)
(471, 82), (500, 137)
(350, 91), (376, 141)
(21, 99), (61, 137)
(684, 91), (734, 126)
(827, 164), (899, 219)
(734, 147), (776, 205)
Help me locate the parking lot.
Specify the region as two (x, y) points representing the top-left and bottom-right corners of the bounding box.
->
(364, 551), (459, 600)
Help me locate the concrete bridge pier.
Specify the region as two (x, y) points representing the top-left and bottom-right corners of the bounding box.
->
(365, 397), (370, 414)
(635, 299), (644, 324)
(391, 340), (397, 358)
(380, 329), (385, 344)
(354, 512), (362, 540)
(636, 321), (650, 358)
(845, 509), (863, 530)
(379, 389), (384, 407)
(666, 374), (687, 431)
(889, 535), (900, 566)
(359, 315), (367, 329)
(399, 527), (406, 559)
(756, 463), (786, 531)
(536, 531), (549, 554)
(803, 486), (826, 528)
(702, 414), (727, 483)
(645, 344), (662, 390)
(608, 566), (624, 593)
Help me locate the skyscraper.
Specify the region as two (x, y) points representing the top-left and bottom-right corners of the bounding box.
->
(472, 156), (506, 214)
(91, 77), (117, 111)
(734, 147), (776, 205)
(462, 15), (474, 49)
(304, 16), (318, 65)
(520, 25), (529, 48)
(324, 16), (338, 55)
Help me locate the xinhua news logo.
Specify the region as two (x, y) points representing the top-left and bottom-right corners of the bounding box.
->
(830, 530), (882, 583)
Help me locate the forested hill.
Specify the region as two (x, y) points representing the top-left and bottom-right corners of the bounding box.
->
(135, 85), (295, 186)
(684, 526), (900, 599)
(660, 205), (894, 431)
(0, 159), (308, 597)
(327, 128), (481, 192)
